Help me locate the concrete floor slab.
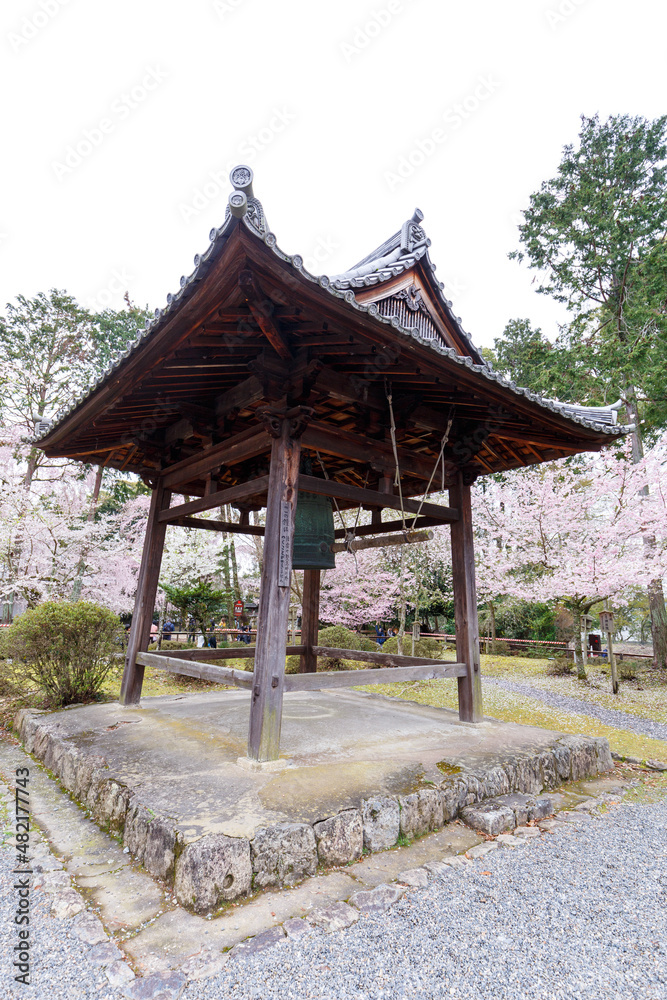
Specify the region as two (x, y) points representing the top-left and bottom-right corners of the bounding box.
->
(25, 688), (576, 839)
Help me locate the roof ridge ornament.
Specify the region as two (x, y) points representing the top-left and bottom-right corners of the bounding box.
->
(227, 165), (269, 235)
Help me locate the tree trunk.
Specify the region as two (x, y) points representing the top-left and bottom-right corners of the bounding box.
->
(489, 599), (497, 653)
(625, 386), (667, 668)
(573, 606), (587, 680)
(397, 544), (406, 655)
(71, 465), (104, 601)
(220, 505), (233, 625)
(251, 509), (263, 573)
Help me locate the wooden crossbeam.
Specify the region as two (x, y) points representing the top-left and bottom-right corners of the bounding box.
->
(298, 475), (458, 523)
(301, 420), (441, 482)
(284, 661), (467, 691)
(157, 477), (269, 522)
(137, 650), (466, 693)
(311, 646), (458, 668)
(170, 516), (265, 536)
(160, 426), (270, 489)
(148, 645), (305, 660)
(136, 651), (254, 688)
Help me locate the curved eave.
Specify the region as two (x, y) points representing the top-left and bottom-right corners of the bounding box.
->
(37, 205), (629, 454)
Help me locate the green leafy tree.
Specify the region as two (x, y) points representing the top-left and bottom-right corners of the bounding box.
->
(161, 581), (230, 645)
(509, 113), (667, 667)
(91, 294), (153, 374)
(487, 318), (616, 405)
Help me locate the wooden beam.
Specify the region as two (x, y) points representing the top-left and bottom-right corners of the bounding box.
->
(331, 529), (433, 553)
(120, 483), (172, 706)
(160, 425), (270, 489)
(136, 651), (254, 688)
(247, 415), (302, 761)
(298, 474), (458, 523)
(300, 569), (320, 673)
(333, 515), (441, 538)
(240, 271), (292, 360)
(158, 477), (270, 522)
(449, 472), (483, 722)
(301, 420), (439, 481)
(149, 645), (305, 661)
(312, 646), (458, 668)
(284, 661), (467, 691)
(215, 374), (265, 417)
(170, 516), (265, 536)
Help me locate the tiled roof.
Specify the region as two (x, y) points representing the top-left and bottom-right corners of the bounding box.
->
(37, 167), (630, 442)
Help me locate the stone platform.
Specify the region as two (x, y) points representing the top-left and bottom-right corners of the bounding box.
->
(15, 688), (612, 913)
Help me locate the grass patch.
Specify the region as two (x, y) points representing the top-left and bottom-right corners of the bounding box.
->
(354, 674), (667, 763)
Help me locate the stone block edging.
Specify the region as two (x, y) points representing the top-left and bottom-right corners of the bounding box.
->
(14, 708), (612, 914)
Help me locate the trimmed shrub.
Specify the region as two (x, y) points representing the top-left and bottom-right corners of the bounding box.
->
(546, 656), (574, 676)
(148, 640), (198, 651)
(378, 636), (444, 659)
(619, 659), (642, 681)
(4, 601), (119, 707)
(316, 625), (373, 670)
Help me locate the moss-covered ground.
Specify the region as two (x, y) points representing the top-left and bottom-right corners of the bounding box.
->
(356, 652), (667, 764)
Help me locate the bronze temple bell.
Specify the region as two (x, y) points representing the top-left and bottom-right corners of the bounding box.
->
(291, 492), (335, 570)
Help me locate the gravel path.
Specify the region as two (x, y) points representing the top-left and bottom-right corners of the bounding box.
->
(484, 675), (667, 742)
(2, 764), (666, 999)
(181, 798), (667, 1000)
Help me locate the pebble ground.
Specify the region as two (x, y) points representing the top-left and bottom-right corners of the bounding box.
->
(3, 790), (664, 999)
(183, 797), (667, 1000)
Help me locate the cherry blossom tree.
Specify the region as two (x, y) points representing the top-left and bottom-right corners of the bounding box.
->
(318, 548), (402, 629)
(473, 439), (667, 676)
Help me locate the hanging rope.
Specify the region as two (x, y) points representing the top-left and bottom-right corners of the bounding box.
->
(383, 384), (455, 650)
(315, 452), (368, 572)
(385, 384), (408, 532)
(413, 412), (454, 522)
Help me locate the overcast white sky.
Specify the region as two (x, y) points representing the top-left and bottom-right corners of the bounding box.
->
(1, 0), (665, 352)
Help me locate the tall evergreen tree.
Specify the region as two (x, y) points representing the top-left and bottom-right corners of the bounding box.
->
(509, 113), (667, 665)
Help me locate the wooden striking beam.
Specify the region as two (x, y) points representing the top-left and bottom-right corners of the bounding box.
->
(298, 474), (458, 523)
(157, 476), (270, 522)
(284, 661), (467, 691)
(170, 516), (265, 536)
(330, 529), (433, 553)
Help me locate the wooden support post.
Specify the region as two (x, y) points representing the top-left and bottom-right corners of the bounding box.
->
(247, 410), (307, 760)
(299, 569), (321, 673)
(449, 472), (483, 723)
(120, 482), (172, 706)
